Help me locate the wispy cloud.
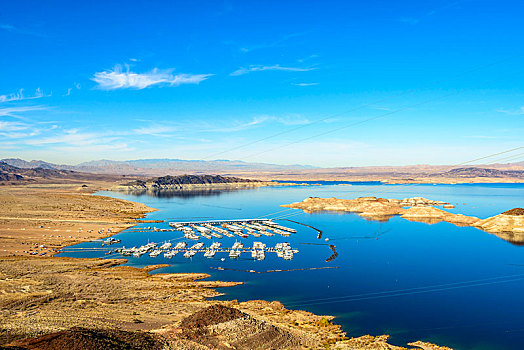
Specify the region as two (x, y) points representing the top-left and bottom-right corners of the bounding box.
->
(64, 83), (81, 96)
(398, 1), (463, 25)
(200, 114), (310, 132)
(0, 88), (50, 102)
(230, 64), (315, 76)
(293, 82), (319, 87)
(0, 106), (47, 119)
(0, 23), (47, 37)
(25, 128), (99, 146)
(92, 64), (213, 90)
(0, 120), (28, 132)
(132, 124), (177, 136)
(496, 107), (524, 115)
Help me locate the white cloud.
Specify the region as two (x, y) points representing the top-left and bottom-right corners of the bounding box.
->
(26, 128), (102, 146)
(0, 120), (27, 132)
(64, 83), (81, 96)
(92, 64), (213, 90)
(496, 107), (524, 115)
(0, 88), (50, 102)
(132, 125), (177, 136)
(0, 106), (46, 119)
(0, 120), (44, 139)
(276, 115), (311, 125)
(53, 143), (132, 153)
(293, 82), (319, 86)
(199, 114), (310, 132)
(230, 64), (315, 76)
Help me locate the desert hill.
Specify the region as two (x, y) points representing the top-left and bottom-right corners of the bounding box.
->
(0, 162), (126, 184)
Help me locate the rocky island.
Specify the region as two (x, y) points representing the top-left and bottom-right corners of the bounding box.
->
(111, 174), (296, 194)
(282, 197), (524, 244)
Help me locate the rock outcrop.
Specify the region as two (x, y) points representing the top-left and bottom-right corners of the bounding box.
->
(112, 174), (285, 193)
(401, 206), (479, 226)
(472, 208), (524, 244)
(282, 198), (524, 244)
(281, 196), (450, 218)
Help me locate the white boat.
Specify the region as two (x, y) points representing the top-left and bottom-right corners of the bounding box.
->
(232, 241), (244, 250)
(149, 249), (161, 257)
(283, 250), (293, 260)
(252, 242), (265, 250)
(194, 226), (211, 234)
(210, 242), (221, 249)
(184, 232), (200, 240)
(160, 242), (172, 249)
(174, 242), (187, 249)
(121, 247), (136, 256)
(133, 249), (146, 258)
(191, 242), (204, 250)
(103, 237), (121, 245)
(164, 250), (178, 258)
(251, 249), (257, 258)
(204, 249), (216, 258)
(256, 250), (265, 260)
(229, 249), (241, 258)
(142, 242), (157, 251)
(184, 250), (196, 258)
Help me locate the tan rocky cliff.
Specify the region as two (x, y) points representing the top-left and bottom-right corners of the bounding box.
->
(282, 197), (524, 243)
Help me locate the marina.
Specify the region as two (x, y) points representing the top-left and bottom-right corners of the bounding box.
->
(104, 219), (302, 260)
(112, 241), (299, 260)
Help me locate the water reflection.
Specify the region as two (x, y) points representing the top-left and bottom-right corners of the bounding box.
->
(118, 188), (241, 199)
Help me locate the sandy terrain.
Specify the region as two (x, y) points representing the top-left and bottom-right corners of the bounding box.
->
(0, 256), (451, 350)
(0, 182), (155, 257)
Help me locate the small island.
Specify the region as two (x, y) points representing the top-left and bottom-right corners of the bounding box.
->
(282, 197), (524, 244)
(112, 174), (300, 194)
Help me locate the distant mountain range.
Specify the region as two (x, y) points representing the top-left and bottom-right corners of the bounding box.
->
(0, 161), (122, 184)
(0, 158), (315, 176)
(1, 158), (523, 181)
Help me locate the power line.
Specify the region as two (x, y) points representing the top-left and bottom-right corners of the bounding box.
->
(287, 145), (522, 200)
(284, 275), (524, 307)
(201, 54), (522, 161)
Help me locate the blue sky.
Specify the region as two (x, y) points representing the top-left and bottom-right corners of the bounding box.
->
(0, 0), (522, 167)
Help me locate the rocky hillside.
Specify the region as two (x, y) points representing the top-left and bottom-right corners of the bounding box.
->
(125, 174), (259, 187)
(115, 174), (266, 192)
(473, 208), (524, 244)
(0, 162), (123, 184)
(438, 167), (524, 178)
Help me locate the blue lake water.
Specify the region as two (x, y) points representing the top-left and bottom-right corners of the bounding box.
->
(59, 183), (524, 350)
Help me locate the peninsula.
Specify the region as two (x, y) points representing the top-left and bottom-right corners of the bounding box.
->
(282, 197), (524, 244)
(112, 174), (280, 193)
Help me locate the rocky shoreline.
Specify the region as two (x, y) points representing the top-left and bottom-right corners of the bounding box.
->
(0, 256), (453, 350)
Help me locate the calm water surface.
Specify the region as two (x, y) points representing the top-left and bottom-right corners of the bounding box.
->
(59, 183), (524, 350)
